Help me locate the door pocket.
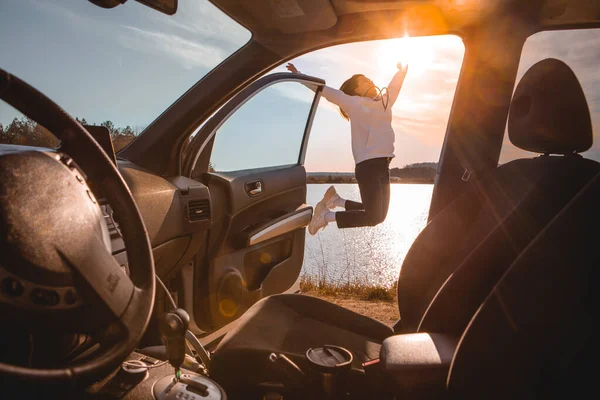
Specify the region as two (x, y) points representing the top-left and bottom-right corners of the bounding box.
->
(244, 239), (293, 291)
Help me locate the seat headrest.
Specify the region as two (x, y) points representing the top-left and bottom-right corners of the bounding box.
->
(508, 58), (592, 154)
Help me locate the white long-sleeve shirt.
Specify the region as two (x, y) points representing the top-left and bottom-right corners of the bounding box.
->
(321, 70), (407, 165)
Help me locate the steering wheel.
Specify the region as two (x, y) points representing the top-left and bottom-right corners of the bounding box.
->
(0, 69), (155, 383)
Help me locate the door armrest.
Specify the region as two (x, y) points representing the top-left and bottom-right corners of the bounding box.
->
(244, 204), (313, 247)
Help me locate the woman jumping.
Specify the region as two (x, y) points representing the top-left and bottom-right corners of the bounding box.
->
(286, 62), (408, 235)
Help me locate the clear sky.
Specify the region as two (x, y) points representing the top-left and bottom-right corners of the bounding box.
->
(1, 0), (599, 172)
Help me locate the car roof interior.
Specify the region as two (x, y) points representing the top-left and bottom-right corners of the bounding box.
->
(214, 0), (600, 50)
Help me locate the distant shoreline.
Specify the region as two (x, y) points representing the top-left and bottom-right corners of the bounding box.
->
(307, 163), (437, 185)
(307, 179), (434, 184)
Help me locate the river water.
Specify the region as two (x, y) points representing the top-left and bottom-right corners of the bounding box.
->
(302, 184), (433, 287)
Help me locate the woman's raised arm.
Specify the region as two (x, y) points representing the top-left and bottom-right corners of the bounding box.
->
(286, 63), (357, 111)
(386, 63), (409, 107)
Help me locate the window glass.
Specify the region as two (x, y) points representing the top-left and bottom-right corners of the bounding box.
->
(209, 81), (317, 172)
(499, 29), (600, 164)
(0, 0), (250, 151)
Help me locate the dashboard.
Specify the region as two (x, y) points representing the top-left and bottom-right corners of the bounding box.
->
(102, 159), (212, 281)
(82, 124), (213, 280)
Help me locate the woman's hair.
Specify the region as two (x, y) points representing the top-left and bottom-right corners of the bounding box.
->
(338, 74), (366, 120)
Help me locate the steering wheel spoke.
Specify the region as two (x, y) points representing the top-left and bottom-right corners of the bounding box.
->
(57, 235), (135, 319)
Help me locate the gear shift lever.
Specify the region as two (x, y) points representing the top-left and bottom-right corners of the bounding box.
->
(160, 308), (189, 379)
(153, 309), (225, 400)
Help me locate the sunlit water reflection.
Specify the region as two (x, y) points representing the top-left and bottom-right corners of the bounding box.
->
(303, 184), (433, 287)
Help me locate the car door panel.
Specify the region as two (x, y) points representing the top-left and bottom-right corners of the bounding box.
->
(202, 229), (306, 329)
(213, 164), (307, 218)
(183, 73), (324, 331)
(195, 164), (309, 329)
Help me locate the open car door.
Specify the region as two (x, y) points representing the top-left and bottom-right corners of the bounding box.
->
(182, 73), (324, 331)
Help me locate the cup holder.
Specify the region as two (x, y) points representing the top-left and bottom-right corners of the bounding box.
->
(306, 345), (353, 400)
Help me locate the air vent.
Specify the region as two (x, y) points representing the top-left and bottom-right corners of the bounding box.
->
(187, 199), (210, 222)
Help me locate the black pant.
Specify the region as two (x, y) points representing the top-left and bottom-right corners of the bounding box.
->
(336, 157), (391, 228)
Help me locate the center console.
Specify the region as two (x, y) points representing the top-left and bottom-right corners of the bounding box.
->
(85, 351), (225, 400)
(83, 346), (356, 400)
(85, 308), (224, 400)
(84, 330), (457, 400)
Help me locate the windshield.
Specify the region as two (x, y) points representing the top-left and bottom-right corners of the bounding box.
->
(0, 0), (250, 151)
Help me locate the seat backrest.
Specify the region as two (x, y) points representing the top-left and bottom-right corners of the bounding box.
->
(418, 155), (600, 336)
(447, 167), (600, 398)
(396, 58), (596, 333)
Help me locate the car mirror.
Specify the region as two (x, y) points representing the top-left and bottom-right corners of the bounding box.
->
(135, 0), (177, 15)
(89, 0), (177, 16)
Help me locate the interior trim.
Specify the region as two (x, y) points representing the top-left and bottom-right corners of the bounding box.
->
(299, 86), (323, 165)
(248, 205), (313, 246)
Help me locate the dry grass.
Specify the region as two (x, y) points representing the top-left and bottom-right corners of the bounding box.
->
(299, 275), (396, 302)
(317, 296), (399, 325)
(299, 275), (399, 325)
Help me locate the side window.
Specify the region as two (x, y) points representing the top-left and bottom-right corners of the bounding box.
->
(499, 29), (600, 164)
(1, 0), (250, 153)
(209, 81), (318, 173)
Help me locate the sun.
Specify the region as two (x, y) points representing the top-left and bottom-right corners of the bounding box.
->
(376, 35), (435, 81)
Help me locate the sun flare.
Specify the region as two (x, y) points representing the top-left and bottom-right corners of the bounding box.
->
(376, 35), (435, 81)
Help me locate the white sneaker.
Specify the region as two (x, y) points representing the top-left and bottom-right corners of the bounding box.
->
(308, 201), (329, 235)
(322, 185), (341, 210)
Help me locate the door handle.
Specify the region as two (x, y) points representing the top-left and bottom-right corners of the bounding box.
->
(246, 180), (263, 196)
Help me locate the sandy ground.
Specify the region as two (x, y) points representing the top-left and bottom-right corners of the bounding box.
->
(311, 295), (399, 326)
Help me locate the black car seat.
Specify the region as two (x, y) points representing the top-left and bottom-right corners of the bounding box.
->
(382, 156), (600, 398)
(206, 58), (599, 392)
(409, 61), (599, 340)
(447, 166), (600, 399)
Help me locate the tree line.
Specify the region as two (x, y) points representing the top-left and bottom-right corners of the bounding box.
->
(307, 163), (438, 184)
(0, 116), (142, 152)
(389, 163), (437, 181)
